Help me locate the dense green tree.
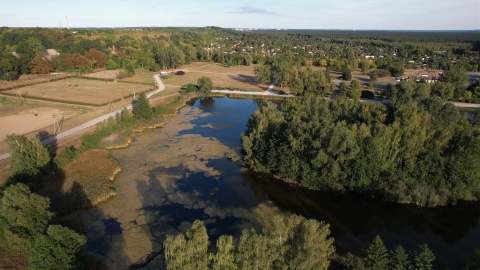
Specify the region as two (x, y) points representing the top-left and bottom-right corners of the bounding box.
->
(412, 243), (435, 270)
(290, 77), (304, 95)
(211, 235), (236, 270)
(197, 76), (213, 91)
(342, 64), (352, 80)
(29, 225), (86, 270)
(363, 235), (389, 270)
(0, 53), (21, 80)
(105, 59), (117, 70)
(184, 83), (198, 93)
(5, 134), (50, 178)
(164, 213), (334, 270)
(0, 183), (53, 244)
(389, 246), (409, 270)
(236, 229), (274, 270)
(254, 65), (271, 84)
(164, 220), (209, 270)
(133, 93), (153, 120)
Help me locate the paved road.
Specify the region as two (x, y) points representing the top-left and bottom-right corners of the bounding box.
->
(0, 75), (165, 161)
(212, 78), (295, 97)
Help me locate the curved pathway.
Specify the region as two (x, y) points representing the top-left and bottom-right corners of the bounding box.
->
(0, 75), (165, 160)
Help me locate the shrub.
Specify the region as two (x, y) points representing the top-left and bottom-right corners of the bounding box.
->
(54, 147), (80, 169)
(184, 83), (198, 93)
(176, 70), (185, 75)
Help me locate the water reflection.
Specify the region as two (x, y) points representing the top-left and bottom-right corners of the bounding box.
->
(241, 168), (480, 268)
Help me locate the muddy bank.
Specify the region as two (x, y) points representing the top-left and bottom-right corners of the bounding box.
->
(67, 103), (259, 268)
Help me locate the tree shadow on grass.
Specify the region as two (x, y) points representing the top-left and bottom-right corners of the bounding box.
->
(228, 74), (270, 91)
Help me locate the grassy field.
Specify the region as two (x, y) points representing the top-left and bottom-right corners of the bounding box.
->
(120, 69), (158, 85)
(40, 149), (120, 214)
(0, 73), (69, 91)
(163, 63), (269, 92)
(3, 78), (152, 105)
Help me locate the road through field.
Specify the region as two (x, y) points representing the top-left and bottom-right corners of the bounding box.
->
(0, 75), (165, 161)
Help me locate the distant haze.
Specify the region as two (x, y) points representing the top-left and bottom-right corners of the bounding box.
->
(0, 0), (478, 30)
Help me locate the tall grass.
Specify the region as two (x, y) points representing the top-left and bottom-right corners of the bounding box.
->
(41, 149), (120, 214)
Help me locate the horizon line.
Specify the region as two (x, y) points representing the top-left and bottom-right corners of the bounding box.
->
(2, 26), (479, 32)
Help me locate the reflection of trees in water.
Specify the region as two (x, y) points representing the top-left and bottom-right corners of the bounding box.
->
(241, 168), (480, 245)
(200, 97), (215, 104)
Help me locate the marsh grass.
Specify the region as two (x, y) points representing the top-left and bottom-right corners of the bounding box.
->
(42, 149), (120, 214)
(97, 132), (132, 149)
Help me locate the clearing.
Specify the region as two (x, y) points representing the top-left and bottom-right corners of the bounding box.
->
(3, 78), (152, 106)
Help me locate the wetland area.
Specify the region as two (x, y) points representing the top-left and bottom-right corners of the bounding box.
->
(68, 97), (480, 269)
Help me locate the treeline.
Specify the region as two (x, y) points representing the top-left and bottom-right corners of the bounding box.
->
(163, 210), (444, 270)
(164, 212), (335, 270)
(340, 235), (435, 270)
(1, 27), (478, 83)
(242, 81), (480, 206)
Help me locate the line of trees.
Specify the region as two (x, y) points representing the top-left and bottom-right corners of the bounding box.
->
(164, 213), (335, 270)
(242, 81), (480, 206)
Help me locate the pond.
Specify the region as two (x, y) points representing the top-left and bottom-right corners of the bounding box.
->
(69, 96), (480, 269)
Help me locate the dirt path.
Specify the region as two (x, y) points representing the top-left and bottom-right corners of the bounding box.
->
(0, 75), (165, 160)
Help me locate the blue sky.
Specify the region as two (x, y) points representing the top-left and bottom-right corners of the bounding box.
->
(0, 0), (478, 30)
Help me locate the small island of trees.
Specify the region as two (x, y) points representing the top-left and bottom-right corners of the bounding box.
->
(242, 81), (480, 206)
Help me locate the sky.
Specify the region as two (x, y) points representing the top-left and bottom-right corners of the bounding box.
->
(0, 0), (478, 30)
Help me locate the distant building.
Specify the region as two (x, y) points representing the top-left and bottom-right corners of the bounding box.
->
(42, 49), (59, 60)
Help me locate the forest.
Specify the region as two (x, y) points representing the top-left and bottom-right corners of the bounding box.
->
(242, 81), (480, 206)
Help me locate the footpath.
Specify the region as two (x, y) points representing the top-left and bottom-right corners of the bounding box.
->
(0, 75), (165, 161)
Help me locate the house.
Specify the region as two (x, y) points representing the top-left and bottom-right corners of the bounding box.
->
(42, 49), (59, 60)
(160, 70), (172, 76)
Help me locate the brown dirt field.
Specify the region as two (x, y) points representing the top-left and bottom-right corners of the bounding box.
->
(4, 78), (150, 105)
(0, 107), (79, 141)
(84, 70), (119, 79)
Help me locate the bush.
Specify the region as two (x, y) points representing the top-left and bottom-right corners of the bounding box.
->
(184, 83), (198, 93)
(54, 147), (80, 169)
(197, 77), (213, 91)
(377, 69), (391, 77)
(176, 70), (185, 75)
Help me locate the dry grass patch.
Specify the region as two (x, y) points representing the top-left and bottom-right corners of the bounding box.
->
(0, 73), (68, 90)
(4, 78), (151, 105)
(119, 69), (157, 84)
(159, 62), (266, 91)
(40, 149), (120, 214)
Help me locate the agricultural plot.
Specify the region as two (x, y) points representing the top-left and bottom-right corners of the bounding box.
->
(0, 73), (68, 90)
(3, 78), (151, 106)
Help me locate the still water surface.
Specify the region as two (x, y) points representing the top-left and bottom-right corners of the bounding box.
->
(75, 97), (479, 269)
